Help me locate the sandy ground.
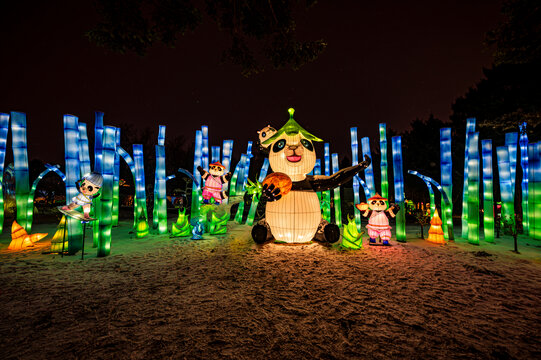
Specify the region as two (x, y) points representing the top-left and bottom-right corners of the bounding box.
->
(1, 220), (540, 360)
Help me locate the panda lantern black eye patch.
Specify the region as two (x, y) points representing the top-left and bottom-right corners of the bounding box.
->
(272, 139), (286, 152)
(301, 139), (313, 151)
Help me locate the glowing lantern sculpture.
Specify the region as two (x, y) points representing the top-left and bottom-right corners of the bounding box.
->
(191, 130), (203, 219)
(93, 112), (104, 248)
(11, 112), (31, 231)
(8, 220), (47, 250)
(112, 128), (121, 226)
(467, 132), (480, 245)
(361, 137), (376, 195)
(341, 215), (364, 250)
(440, 128), (453, 239)
(154, 125), (168, 234)
(379, 124), (389, 199)
(497, 146), (515, 230)
(481, 140), (495, 242)
(505, 132), (518, 198)
(251, 108), (370, 244)
(462, 118), (476, 238)
(246, 158), (270, 226)
(96, 126), (116, 257)
(528, 142), (541, 240)
(221, 139), (234, 204)
(350, 128), (362, 231)
(133, 144), (149, 238)
(392, 136), (406, 242)
(0, 113), (8, 234)
(331, 153), (342, 227)
(427, 209), (445, 244)
(322, 143), (331, 222)
(50, 216), (68, 253)
(171, 208), (192, 237)
(519, 123), (529, 234)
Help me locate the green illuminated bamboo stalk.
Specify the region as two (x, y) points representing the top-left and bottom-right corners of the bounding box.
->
(11, 112), (31, 231)
(462, 118), (476, 238)
(112, 128), (120, 226)
(133, 144), (149, 238)
(171, 208), (192, 237)
(246, 158), (269, 226)
(63, 114), (83, 254)
(27, 165), (65, 233)
(191, 130), (203, 219)
(332, 153), (342, 227)
(481, 139), (494, 242)
(234, 153), (250, 223)
(528, 142), (540, 240)
(440, 128), (453, 239)
(467, 132), (480, 245)
(350, 128), (361, 231)
(0, 113), (9, 234)
(497, 146), (515, 231)
(379, 123), (389, 199)
(519, 123), (529, 235)
(392, 136), (406, 242)
(93, 112), (104, 248)
(97, 126), (116, 257)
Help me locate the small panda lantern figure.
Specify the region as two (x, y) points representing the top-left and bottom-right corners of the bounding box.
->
(252, 108), (371, 244)
(355, 193), (400, 246)
(197, 162), (232, 205)
(61, 172), (103, 219)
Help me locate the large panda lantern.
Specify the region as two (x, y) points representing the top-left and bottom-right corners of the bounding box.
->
(252, 108), (371, 244)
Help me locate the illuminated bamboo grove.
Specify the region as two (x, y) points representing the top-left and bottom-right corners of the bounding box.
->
(440, 128), (453, 239)
(481, 139), (495, 243)
(350, 128), (362, 231)
(379, 123), (389, 200)
(332, 153), (342, 227)
(93, 112), (104, 247)
(153, 125), (167, 234)
(467, 132), (480, 245)
(246, 158), (269, 226)
(0, 113), (9, 234)
(505, 132), (518, 198)
(497, 146), (515, 229)
(11, 112), (31, 231)
(322, 143), (331, 222)
(112, 128), (120, 226)
(462, 118), (476, 238)
(392, 136), (406, 242)
(528, 142), (541, 240)
(234, 142), (253, 223)
(133, 144), (149, 238)
(221, 140), (233, 203)
(361, 137), (376, 195)
(97, 126), (116, 257)
(64, 114), (83, 254)
(519, 123), (529, 235)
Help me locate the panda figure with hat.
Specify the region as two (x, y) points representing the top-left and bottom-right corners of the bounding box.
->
(356, 193), (400, 246)
(197, 162), (232, 205)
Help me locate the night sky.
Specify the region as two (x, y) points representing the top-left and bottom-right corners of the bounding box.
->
(0, 0), (502, 164)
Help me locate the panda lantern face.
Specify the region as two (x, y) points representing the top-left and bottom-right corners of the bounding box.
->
(369, 199), (388, 211)
(269, 133), (316, 180)
(209, 165), (225, 177)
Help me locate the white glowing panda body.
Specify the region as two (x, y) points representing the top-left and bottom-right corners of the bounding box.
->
(266, 132), (321, 244)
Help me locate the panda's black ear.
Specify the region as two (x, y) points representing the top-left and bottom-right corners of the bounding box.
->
(257, 141), (271, 156)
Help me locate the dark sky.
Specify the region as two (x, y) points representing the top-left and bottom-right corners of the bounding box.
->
(0, 0), (502, 164)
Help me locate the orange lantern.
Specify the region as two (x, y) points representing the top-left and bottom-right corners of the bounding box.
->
(427, 209), (445, 244)
(262, 172), (292, 196)
(8, 221), (48, 250)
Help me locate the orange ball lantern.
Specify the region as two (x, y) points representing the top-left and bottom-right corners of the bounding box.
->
(262, 172), (292, 196)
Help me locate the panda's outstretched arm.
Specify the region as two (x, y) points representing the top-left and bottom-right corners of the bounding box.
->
(309, 155), (371, 192)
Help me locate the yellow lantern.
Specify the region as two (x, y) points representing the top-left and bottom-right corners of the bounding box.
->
(8, 221), (48, 250)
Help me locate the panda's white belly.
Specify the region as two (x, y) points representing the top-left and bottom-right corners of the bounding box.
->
(266, 190), (321, 243)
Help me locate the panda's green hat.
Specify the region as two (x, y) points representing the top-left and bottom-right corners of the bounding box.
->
(263, 108), (323, 145)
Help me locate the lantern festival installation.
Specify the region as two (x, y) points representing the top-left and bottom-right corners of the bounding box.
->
(322, 143), (332, 222)
(497, 146), (515, 229)
(49, 216), (68, 253)
(133, 144), (149, 238)
(154, 125), (168, 234)
(440, 128), (453, 239)
(481, 140), (495, 242)
(331, 153), (342, 227)
(191, 129), (203, 219)
(112, 128), (121, 226)
(11, 112), (31, 231)
(356, 193), (400, 246)
(97, 126), (116, 257)
(528, 142), (541, 240)
(171, 208), (192, 237)
(462, 118), (476, 238)
(467, 132), (480, 245)
(505, 132), (518, 198)
(361, 137), (376, 195)
(0, 113), (8, 234)
(427, 209), (445, 244)
(251, 108), (371, 244)
(93, 112), (104, 247)
(246, 158), (270, 226)
(341, 215), (364, 250)
(519, 123), (529, 234)
(8, 220), (47, 250)
(350, 128), (362, 231)
(392, 136), (406, 242)
(379, 123), (389, 199)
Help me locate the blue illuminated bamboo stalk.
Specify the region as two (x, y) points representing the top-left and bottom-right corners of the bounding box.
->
(201, 126), (209, 171)
(519, 123), (529, 235)
(350, 128), (361, 231)
(112, 128), (120, 226)
(11, 112), (31, 231)
(332, 153), (342, 227)
(425, 179), (435, 219)
(211, 146), (220, 163)
(322, 143), (331, 222)
(221, 140), (233, 204)
(191, 130), (203, 219)
(0, 114), (9, 234)
(528, 142), (540, 240)
(505, 132), (518, 199)
(78, 123), (91, 176)
(97, 126), (116, 257)
(93, 112), (104, 247)
(153, 125), (167, 234)
(440, 128), (453, 239)
(63, 114), (83, 254)
(314, 159), (322, 201)
(361, 137), (376, 195)
(497, 146), (515, 230)
(481, 139), (494, 242)
(246, 158), (270, 226)
(379, 124), (389, 199)
(392, 136), (406, 242)
(462, 118), (476, 238)
(117, 146), (137, 228)
(467, 132), (480, 245)
(27, 165), (64, 233)
(133, 144), (149, 237)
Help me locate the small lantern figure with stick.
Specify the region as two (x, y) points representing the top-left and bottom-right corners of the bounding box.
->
(427, 209), (445, 244)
